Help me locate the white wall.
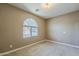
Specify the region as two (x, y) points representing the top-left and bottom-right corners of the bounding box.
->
(47, 11), (79, 46)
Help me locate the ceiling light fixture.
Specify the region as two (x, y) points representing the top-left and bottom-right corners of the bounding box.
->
(41, 3), (52, 9)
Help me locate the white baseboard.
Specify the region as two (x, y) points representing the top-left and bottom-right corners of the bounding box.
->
(1, 39), (79, 56)
(0, 40), (45, 56)
(46, 40), (79, 49)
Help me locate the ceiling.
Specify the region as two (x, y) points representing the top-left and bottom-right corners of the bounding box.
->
(9, 3), (79, 19)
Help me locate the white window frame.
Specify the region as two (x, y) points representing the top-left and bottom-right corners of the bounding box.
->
(23, 18), (38, 38)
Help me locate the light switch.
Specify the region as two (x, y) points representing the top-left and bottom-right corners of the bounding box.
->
(63, 32), (66, 34)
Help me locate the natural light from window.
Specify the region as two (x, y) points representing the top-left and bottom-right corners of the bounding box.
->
(23, 18), (38, 38)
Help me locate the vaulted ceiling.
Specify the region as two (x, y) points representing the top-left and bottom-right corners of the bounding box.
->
(9, 3), (79, 19)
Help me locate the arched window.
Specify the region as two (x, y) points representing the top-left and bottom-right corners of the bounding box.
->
(23, 18), (38, 38)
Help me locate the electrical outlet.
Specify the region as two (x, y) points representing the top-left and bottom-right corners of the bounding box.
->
(9, 44), (13, 48)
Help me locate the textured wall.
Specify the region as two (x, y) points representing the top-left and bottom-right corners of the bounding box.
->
(47, 11), (79, 46)
(0, 4), (46, 53)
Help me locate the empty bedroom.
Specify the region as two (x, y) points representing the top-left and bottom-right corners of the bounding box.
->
(0, 3), (79, 56)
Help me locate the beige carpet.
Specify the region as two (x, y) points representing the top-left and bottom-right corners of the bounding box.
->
(5, 41), (79, 56)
